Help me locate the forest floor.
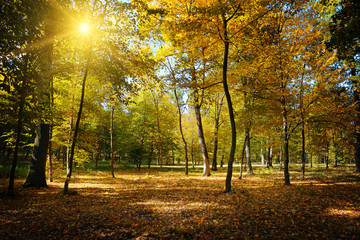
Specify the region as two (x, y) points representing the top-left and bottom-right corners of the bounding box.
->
(1, 164), (360, 239)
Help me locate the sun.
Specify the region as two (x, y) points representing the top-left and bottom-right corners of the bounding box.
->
(80, 23), (90, 34)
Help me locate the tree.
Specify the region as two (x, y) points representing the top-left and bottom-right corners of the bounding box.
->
(1, 0), (46, 194)
(211, 93), (225, 171)
(325, 0), (360, 172)
(23, 124), (49, 187)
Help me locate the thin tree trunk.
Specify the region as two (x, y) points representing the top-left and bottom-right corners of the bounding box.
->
(110, 107), (115, 178)
(174, 88), (189, 175)
(8, 93), (26, 195)
(138, 136), (144, 171)
(212, 93), (225, 171)
(47, 28), (55, 183)
(266, 137), (273, 168)
(282, 98), (291, 186)
(245, 129), (253, 175)
(279, 139), (283, 170)
(220, 147), (225, 168)
(326, 143), (329, 169)
(48, 125), (53, 182)
(221, 10), (237, 192)
(148, 142), (153, 169)
(64, 52), (90, 194)
(66, 112), (73, 170)
(352, 68), (360, 172)
(301, 122), (306, 180)
(194, 102), (211, 176)
(239, 135), (247, 179)
(152, 93), (163, 168)
(191, 139), (195, 168)
(95, 151), (99, 171)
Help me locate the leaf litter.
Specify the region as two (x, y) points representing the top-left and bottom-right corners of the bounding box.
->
(1, 168), (360, 239)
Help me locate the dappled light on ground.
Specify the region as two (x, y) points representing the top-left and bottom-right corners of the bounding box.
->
(1, 166), (360, 239)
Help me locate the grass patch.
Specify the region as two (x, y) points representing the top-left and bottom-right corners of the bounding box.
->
(0, 162), (30, 179)
(257, 167), (276, 178)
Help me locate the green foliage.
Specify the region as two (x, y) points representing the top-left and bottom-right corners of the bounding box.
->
(0, 163), (29, 178)
(257, 167), (276, 178)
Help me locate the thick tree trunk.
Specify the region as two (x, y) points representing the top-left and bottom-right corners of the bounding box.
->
(110, 107), (115, 178)
(23, 123), (50, 188)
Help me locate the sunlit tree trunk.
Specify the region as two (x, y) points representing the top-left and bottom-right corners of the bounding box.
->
(212, 93), (225, 171)
(194, 98), (211, 176)
(266, 136), (273, 168)
(152, 92), (163, 168)
(239, 135), (247, 179)
(220, 6), (238, 192)
(137, 136), (144, 171)
(46, 25), (55, 183)
(174, 88), (189, 175)
(64, 52), (90, 194)
(245, 129), (253, 174)
(191, 139), (195, 168)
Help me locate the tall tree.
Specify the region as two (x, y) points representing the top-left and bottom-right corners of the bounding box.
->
(1, 0), (46, 193)
(325, 0), (360, 172)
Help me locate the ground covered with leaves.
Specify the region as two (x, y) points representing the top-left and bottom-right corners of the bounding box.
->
(1, 165), (360, 239)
